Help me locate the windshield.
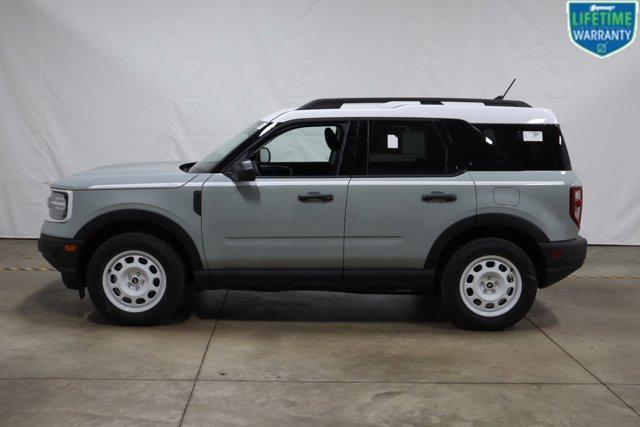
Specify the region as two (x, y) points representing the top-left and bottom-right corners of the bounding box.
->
(189, 121), (265, 173)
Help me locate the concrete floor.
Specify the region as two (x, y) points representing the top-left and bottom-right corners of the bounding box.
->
(0, 240), (639, 426)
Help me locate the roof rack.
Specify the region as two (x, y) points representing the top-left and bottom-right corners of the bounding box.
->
(298, 97), (531, 110)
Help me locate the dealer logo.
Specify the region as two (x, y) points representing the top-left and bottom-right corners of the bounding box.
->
(567, 1), (638, 58)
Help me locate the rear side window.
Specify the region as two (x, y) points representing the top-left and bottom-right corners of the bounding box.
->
(367, 120), (451, 175)
(474, 124), (571, 170)
(444, 120), (571, 171)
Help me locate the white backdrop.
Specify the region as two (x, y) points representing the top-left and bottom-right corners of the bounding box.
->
(1, 0), (639, 243)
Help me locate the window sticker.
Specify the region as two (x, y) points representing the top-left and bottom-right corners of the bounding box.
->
(387, 134), (399, 149)
(522, 130), (543, 142)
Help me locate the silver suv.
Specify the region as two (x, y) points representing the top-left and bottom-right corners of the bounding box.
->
(38, 98), (587, 330)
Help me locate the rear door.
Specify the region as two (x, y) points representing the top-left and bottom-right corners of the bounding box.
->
(344, 119), (476, 269)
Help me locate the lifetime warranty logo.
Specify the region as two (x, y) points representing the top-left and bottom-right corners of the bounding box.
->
(567, 1), (638, 57)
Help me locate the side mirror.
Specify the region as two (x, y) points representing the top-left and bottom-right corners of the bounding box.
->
(259, 147), (271, 163)
(227, 160), (257, 182)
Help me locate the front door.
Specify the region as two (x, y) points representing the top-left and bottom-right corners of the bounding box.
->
(201, 121), (353, 270)
(344, 119), (476, 269)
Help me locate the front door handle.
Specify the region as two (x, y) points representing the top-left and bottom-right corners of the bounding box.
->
(298, 192), (334, 202)
(422, 192), (457, 203)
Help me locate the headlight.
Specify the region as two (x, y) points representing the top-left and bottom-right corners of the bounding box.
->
(47, 190), (72, 221)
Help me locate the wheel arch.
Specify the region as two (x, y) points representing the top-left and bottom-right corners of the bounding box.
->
(75, 209), (203, 285)
(425, 214), (549, 286)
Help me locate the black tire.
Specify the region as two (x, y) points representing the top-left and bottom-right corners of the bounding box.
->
(440, 238), (537, 331)
(87, 232), (186, 325)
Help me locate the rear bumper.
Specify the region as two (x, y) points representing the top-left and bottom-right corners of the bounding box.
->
(38, 233), (84, 290)
(539, 236), (587, 287)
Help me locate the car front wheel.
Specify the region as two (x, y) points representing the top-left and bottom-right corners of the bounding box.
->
(87, 232), (186, 325)
(440, 238), (537, 331)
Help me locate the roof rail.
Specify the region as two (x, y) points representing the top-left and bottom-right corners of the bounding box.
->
(298, 97), (531, 110)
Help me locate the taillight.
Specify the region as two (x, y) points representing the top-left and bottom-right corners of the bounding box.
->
(570, 186), (582, 227)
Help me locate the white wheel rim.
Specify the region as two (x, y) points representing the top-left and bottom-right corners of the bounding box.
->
(102, 250), (167, 313)
(459, 255), (522, 317)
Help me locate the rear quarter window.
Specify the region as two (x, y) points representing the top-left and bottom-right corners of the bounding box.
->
(474, 124), (571, 171)
(444, 120), (571, 171)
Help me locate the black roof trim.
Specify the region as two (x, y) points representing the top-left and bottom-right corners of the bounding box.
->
(298, 97), (532, 110)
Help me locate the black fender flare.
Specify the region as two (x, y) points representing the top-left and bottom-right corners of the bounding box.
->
(425, 213), (549, 269)
(74, 209), (203, 270)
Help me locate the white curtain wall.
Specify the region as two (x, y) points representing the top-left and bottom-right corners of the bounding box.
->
(1, 0), (639, 243)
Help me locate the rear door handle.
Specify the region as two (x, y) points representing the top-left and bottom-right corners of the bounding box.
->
(298, 192), (334, 202)
(422, 192), (457, 203)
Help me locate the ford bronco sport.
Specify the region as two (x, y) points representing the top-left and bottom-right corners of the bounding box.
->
(38, 98), (587, 330)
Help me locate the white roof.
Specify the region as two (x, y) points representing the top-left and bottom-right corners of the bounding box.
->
(262, 101), (558, 125)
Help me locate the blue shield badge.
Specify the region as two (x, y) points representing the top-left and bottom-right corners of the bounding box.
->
(567, 1), (638, 58)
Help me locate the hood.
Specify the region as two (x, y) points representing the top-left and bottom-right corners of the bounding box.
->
(51, 161), (198, 190)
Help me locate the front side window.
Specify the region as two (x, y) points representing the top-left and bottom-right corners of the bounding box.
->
(252, 123), (346, 176)
(367, 120), (450, 175)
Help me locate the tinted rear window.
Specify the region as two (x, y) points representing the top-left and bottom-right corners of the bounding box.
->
(445, 120), (571, 171)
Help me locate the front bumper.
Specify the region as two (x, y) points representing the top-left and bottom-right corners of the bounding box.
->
(38, 233), (84, 290)
(539, 236), (587, 287)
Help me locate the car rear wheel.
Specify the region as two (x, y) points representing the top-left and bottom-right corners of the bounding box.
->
(440, 238), (537, 331)
(87, 232), (185, 325)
